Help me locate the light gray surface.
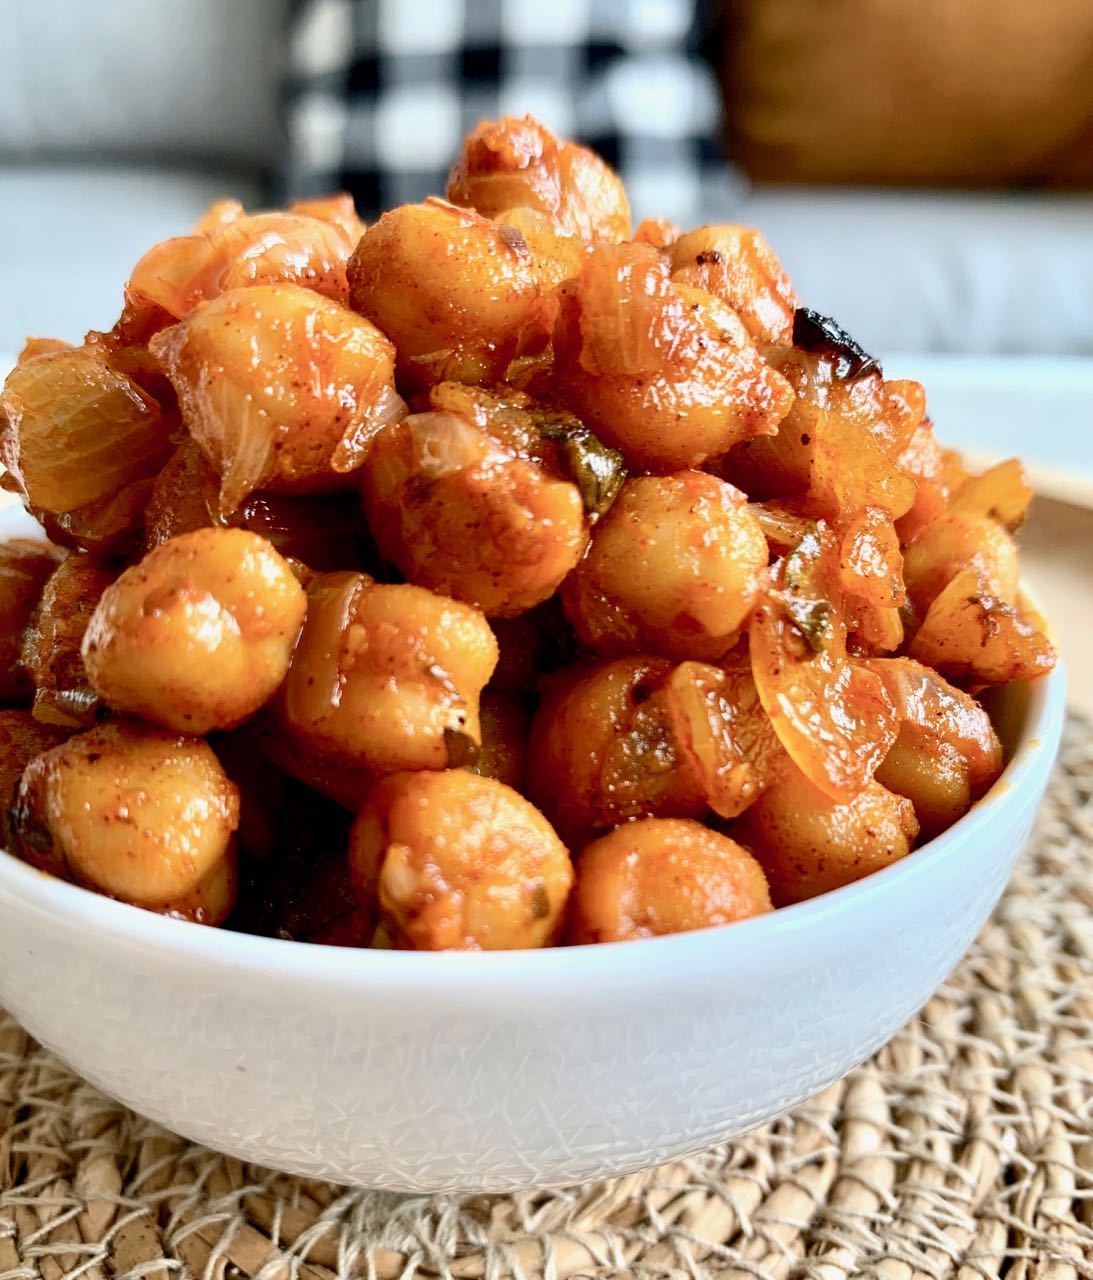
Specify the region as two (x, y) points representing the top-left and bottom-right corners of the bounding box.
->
(0, 165), (264, 349)
(736, 187), (1093, 357)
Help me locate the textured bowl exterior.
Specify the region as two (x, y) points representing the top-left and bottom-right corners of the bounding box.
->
(0, 667), (1064, 1193)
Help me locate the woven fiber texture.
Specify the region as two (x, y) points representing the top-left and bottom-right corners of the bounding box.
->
(2, 717), (1091, 1280)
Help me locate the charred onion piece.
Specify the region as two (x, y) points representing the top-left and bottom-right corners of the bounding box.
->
(791, 308), (880, 380)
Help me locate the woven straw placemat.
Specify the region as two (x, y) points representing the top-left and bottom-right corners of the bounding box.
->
(2, 718), (1091, 1280)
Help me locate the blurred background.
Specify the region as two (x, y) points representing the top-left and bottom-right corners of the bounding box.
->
(1, 0), (1090, 705)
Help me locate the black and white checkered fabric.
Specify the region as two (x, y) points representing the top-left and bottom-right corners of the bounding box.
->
(283, 0), (741, 227)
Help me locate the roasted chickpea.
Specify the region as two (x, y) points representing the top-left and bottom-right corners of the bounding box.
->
(907, 569), (1055, 686)
(568, 818), (772, 943)
(902, 511), (1019, 613)
(669, 224), (797, 343)
(82, 529), (307, 734)
(150, 284), (402, 514)
(494, 206), (585, 289)
(470, 692), (531, 791)
(527, 657), (706, 845)
(552, 243), (794, 471)
(0, 539), (64, 705)
(447, 115), (631, 242)
(21, 553), (115, 728)
(563, 472), (766, 660)
(157, 850), (238, 927)
(874, 736), (971, 838)
(0, 710), (68, 826)
(12, 720), (239, 905)
(347, 198), (541, 390)
(278, 572), (497, 775)
(349, 769), (572, 950)
(739, 769), (919, 905)
(868, 657), (1003, 836)
(724, 345), (922, 522)
(362, 405), (589, 617)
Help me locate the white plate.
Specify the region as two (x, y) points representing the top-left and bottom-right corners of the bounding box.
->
(882, 353), (1093, 508)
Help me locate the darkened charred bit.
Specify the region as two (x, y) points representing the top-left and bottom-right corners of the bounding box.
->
(792, 308), (880, 380)
(497, 223), (531, 259)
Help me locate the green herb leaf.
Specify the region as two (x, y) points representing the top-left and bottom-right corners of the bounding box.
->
(537, 418), (625, 520)
(782, 596), (834, 653)
(444, 727), (479, 768)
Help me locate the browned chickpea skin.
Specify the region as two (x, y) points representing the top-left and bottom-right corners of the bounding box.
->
(155, 850), (238, 927)
(278, 571), (497, 775)
(669, 225), (798, 344)
(562, 472), (767, 661)
(82, 528), (307, 734)
(527, 657), (707, 846)
(902, 511), (1019, 614)
(0, 539), (65, 705)
(349, 769), (573, 950)
(347, 198), (542, 391)
(550, 242), (794, 471)
(0, 710), (69, 833)
(11, 720), (239, 907)
(738, 767), (919, 906)
(447, 114), (631, 243)
(868, 657), (1003, 837)
(568, 818), (772, 943)
(470, 691), (531, 792)
(22, 553), (115, 728)
(150, 283), (402, 515)
(495, 207), (585, 290)
(361, 387), (601, 617)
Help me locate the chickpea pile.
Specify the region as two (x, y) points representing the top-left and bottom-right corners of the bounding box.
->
(0, 117), (1056, 949)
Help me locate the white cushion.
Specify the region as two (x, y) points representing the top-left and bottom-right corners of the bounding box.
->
(0, 0), (289, 164)
(731, 188), (1093, 356)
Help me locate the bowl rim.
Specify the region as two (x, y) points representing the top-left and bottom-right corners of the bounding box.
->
(0, 661), (1066, 989)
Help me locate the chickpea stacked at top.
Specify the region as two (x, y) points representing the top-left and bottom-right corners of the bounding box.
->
(0, 117), (1054, 948)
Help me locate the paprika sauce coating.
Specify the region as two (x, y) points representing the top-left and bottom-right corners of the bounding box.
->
(0, 112), (1055, 946)
(277, 571), (497, 775)
(82, 528), (307, 734)
(562, 471), (766, 660)
(347, 198), (541, 391)
(550, 242), (795, 470)
(568, 819), (772, 943)
(12, 720), (239, 906)
(349, 769), (572, 950)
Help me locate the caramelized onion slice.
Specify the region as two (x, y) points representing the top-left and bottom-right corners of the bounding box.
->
(665, 660), (781, 820)
(0, 348), (168, 517)
(949, 458), (1034, 532)
(750, 525), (897, 801)
(907, 569), (1056, 686)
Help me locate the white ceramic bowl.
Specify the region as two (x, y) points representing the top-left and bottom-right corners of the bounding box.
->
(0, 654), (1064, 1192)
